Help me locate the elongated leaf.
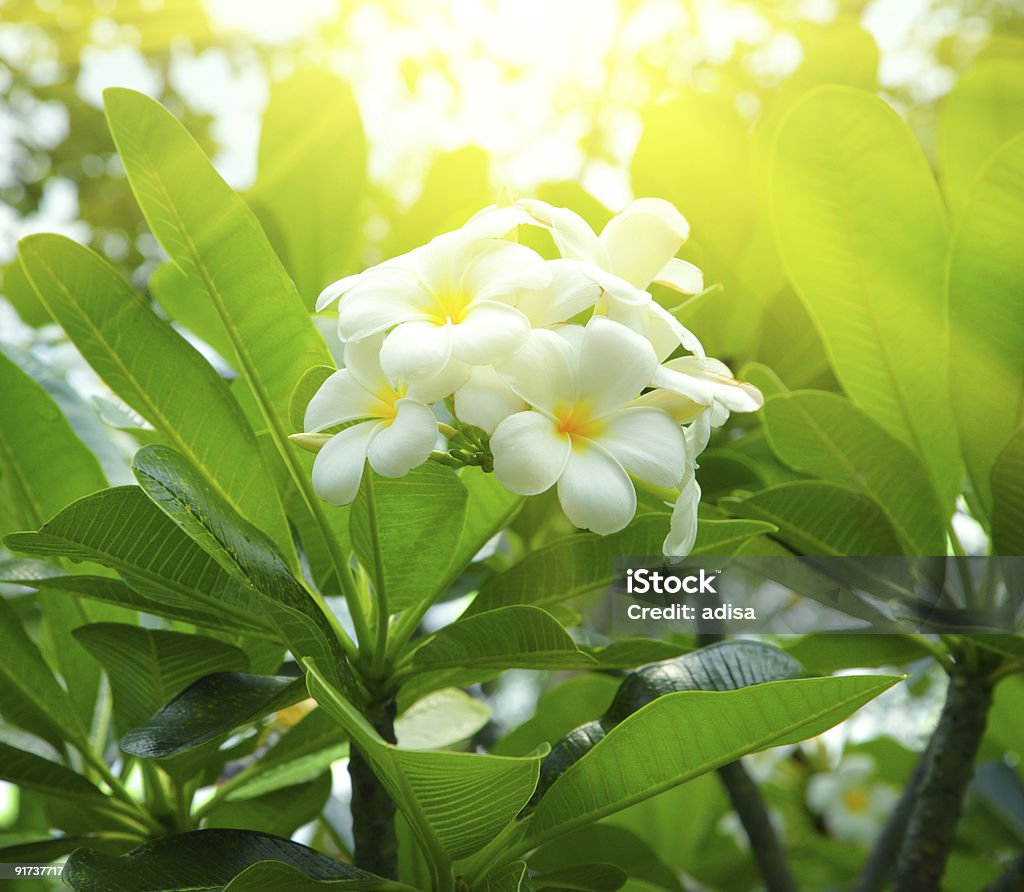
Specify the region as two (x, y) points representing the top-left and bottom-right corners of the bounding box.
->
(411, 606), (593, 673)
(784, 633), (932, 674)
(132, 445), (345, 673)
(306, 659), (544, 865)
(938, 60), (1024, 220)
(205, 772), (331, 839)
(149, 261), (236, 362)
(690, 518), (776, 555)
(394, 688), (491, 750)
(761, 391), (945, 552)
(0, 594), (85, 749)
(5, 487), (274, 637)
(19, 234), (295, 562)
(451, 466), (522, 574)
(771, 86), (958, 508)
(484, 862), (536, 892)
(533, 864), (627, 892)
(949, 133), (1024, 516)
(74, 623), (248, 732)
(466, 514), (671, 617)
(725, 481), (903, 555)
(993, 425), (1024, 556)
(223, 860), (411, 891)
(102, 87), (348, 602)
(120, 673), (306, 760)
(252, 70), (365, 306)
(351, 465), (469, 612)
(524, 674), (901, 848)
(0, 742), (106, 804)
(63, 829), (377, 891)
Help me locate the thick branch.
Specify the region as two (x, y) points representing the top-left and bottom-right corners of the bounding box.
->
(718, 759), (799, 892)
(892, 659), (996, 891)
(349, 696), (398, 877)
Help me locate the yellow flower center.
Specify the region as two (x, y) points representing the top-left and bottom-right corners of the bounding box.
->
(843, 788), (868, 813)
(429, 289), (471, 324)
(554, 401), (603, 441)
(375, 383), (407, 422)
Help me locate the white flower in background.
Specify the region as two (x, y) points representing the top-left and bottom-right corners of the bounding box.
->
(301, 334), (457, 505)
(637, 356), (765, 426)
(806, 755), (899, 846)
(316, 230), (553, 385)
(490, 317), (686, 535)
(664, 412), (712, 559)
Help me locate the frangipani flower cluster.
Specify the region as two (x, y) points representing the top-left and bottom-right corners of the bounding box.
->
(300, 197), (763, 557)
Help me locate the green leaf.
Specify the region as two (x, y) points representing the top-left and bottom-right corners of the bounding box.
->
(1, 256), (50, 326)
(0, 742), (106, 805)
(451, 466), (523, 575)
(251, 70), (366, 306)
(394, 688), (491, 750)
(466, 514), (670, 617)
(63, 829), (377, 891)
(306, 659), (544, 866)
(533, 864), (627, 892)
(483, 861), (536, 892)
(410, 606), (594, 673)
(5, 487), (275, 639)
(102, 87), (349, 604)
(120, 672), (307, 761)
(73, 623), (248, 733)
(290, 365), (336, 433)
(760, 391), (945, 552)
(690, 518), (777, 555)
(0, 594), (84, 749)
(524, 674), (901, 848)
(725, 481), (904, 555)
(0, 347), (107, 534)
(784, 634), (932, 674)
(993, 425), (1024, 556)
(149, 262), (236, 363)
(223, 861), (413, 891)
(131, 445), (346, 672)
(938, 60), (1024, 220)
(350, 465), (469, 611)
(949, 133), (1024, 516)
(205, 773), (332, 838)
(18, 234), (295, 563)
(770, 85), (958, 509)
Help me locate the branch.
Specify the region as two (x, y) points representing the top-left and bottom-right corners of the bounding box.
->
(984, 855), (1024, 892)
(891, 657), (997, 891)
(349, 696), (398, 878)
(718, 759), (799, 892)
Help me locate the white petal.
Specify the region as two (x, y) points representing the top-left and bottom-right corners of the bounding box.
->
(652, 258), (704, 295)
(630, 388), (708, 424)
(556, 442), (636, 535)
(366, 399), (438, 478)
(597, 407), (686, 487)
(652, 364), (716, 407)
(454, 365), (526, 435)
(452, 301), (531, 366)
(336, 270), (432, 341)
(343, 332), (391, 397)
(581, 264), (652, 307)
(516, 259), (602, 327)
(516, 199), (602, 263)
(407, 357), (471, 405)
(304, 370), (390, 432)
(491, 411), (571, 495)
(599, 198), (690, 288)
(664, 472), (701, 559)
(685, 411), (713, 461)
(316, 271), (364, 312)
(577, 317), (658, 417)
(496, 328), (576, 413)
(465, 204), (535, 238)
(379, 320), (454, 383)
(311, 420), (380, 505)
(662, 356), (763, 413)
(461, 241), (551, 303)
(409, 231), (464, 296)
(646, 301), (706, 360)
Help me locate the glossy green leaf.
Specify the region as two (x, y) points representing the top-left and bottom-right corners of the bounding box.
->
(120, 672), (306, 760)
(5, 486), (274, 639)
(466, 514), (670, 617)
(0, 742), (106, 805)
(73, 623), (248, 733)
(533, 864), (627, 892)
(483, 862), (535, 892)
(410, 606), (594, 673)
(18, 233), (295, 561)
(992, 425), (1024, 556)
(205, 773), (332, 839)
(690, 518), (777, 555)
(761, 391), (945, 552)
(949, 133), (1024, 516)
(149, 261), (235, 363)
(771, 86), (958, 508)
(223, 860), (413, 891)
(350, 465), (469, 611)
(63, 829), (377, 891)
(252, 70), (365, 306)
(938, 60), (1024, 220)
(725, 481), (903, 555)
(132, 445), (345, 672)
(102, 87), (349, 601)
(393, 688), (491, 750)
(784, 633), (932, 674)
(306, 659), (544, 865)
(524, 674), (901, 848)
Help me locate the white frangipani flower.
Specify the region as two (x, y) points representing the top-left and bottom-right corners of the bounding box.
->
(664, 411), (712, 559)
(302, 334), (457, 505)
(807, 755), (899, 846)
(316, 230), (551, 385)
(490, 317), (686, 535)
(639, 357), (765, 426)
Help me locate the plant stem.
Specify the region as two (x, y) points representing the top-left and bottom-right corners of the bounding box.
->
(891, 651), (997, 891)
(718, 759), (798, 892)
(349, 695), (398, 878)
(852, 741), (930, 892)
(362, 472), (391, 678)
(984, 855), (1024, 891)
